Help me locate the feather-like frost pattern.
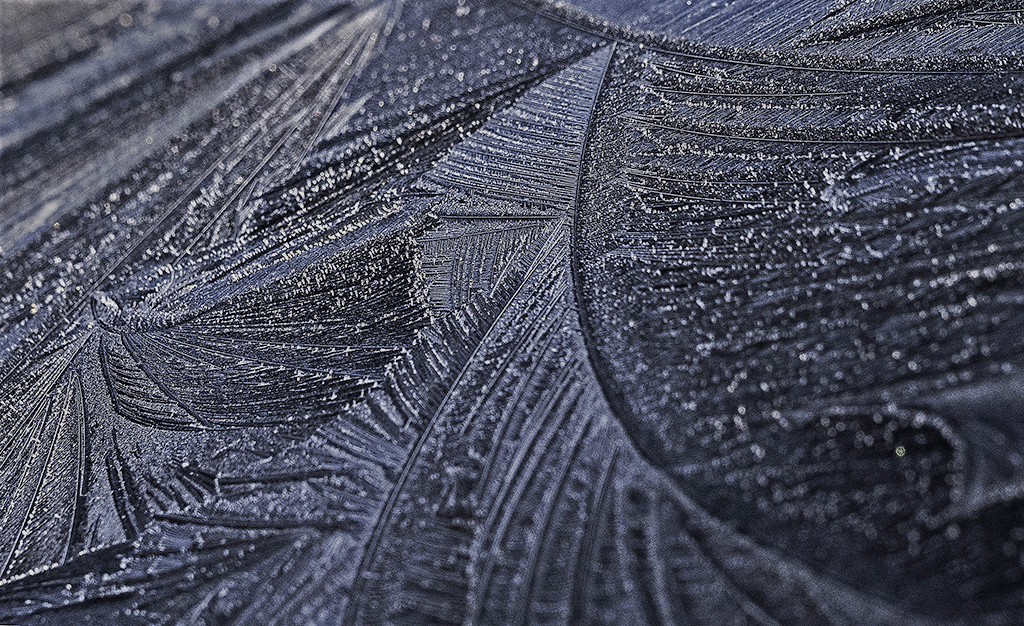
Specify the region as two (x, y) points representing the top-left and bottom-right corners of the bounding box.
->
(1, 0), (1023, 624)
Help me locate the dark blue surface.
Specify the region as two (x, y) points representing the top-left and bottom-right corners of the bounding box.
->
(1, 1), (1023, 623)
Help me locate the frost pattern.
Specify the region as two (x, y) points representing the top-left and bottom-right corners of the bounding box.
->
(2, 1), (1024, 625)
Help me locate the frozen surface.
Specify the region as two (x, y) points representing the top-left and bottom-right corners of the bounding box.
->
(1, 0), (1023, 624)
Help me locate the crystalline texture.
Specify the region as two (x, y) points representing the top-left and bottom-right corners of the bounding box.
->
(1, 1), (1023, 625)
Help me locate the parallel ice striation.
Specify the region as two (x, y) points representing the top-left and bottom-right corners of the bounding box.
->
(574, 8), (1024, 624)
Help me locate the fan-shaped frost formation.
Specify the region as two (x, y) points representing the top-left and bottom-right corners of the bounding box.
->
(1, 0), (1023, 624)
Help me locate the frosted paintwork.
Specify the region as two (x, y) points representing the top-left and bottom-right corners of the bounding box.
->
(1, 1), (1022, 624)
